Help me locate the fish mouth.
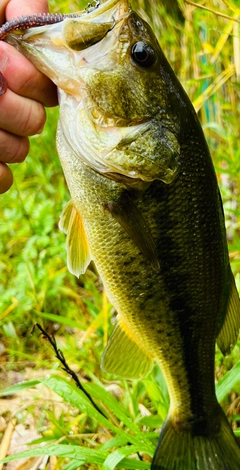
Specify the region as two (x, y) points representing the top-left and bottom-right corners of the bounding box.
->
(5, 0), (130, 90)
(11, 0), (130, 47)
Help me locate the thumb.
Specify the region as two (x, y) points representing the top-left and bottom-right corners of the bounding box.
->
(4, 0), (49, 21)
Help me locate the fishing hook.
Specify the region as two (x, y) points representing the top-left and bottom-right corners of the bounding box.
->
(85, 1), (101, 14)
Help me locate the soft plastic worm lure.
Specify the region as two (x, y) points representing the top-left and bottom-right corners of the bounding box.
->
(0, 12), (81, 95)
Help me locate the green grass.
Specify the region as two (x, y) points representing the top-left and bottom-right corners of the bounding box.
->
(0, 0), (240, 468)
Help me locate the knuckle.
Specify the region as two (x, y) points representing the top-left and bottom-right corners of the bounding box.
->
(20, 102), (46, 136)
(0, 131), (30, 163)
(16, 69), (39, 98)
(13, 137), (30, 162)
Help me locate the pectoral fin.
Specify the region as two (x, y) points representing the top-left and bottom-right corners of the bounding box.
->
(101, 318), (153, 379)
(105, 192), (160, 271)
(59, 201), (91, 277)
(217, 271), (240, 355)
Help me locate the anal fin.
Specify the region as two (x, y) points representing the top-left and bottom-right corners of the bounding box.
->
(217, 270), (240, 355)
(101, 319), (153, 379)
(59, 200), (92, 277)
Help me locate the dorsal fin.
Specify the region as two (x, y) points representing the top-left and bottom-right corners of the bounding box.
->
(59, 201), (92, 277)
(101, 318), (153, 379)
(217, 271), (240, 355)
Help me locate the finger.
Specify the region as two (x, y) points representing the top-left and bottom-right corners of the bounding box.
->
(0, 129), (29, 163)
(0, 42), (58, 106)
(0, 88), (46, 137)
(0, 1), (10, 24)
(5, 0), (49, 20)
(0, 162), (13, 193)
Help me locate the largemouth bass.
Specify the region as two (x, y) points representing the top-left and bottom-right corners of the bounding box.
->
(2, 0), (240, 468)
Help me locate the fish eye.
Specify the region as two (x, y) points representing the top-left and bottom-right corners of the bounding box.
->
(131, 41), (156, 68)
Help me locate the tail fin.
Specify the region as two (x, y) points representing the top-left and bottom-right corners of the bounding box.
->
(151, 408), (240, 470)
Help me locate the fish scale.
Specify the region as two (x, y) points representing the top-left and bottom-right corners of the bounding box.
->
(1, 0), (240, 468)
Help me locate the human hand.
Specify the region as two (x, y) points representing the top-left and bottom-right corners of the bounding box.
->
(0, 0), (58, 194)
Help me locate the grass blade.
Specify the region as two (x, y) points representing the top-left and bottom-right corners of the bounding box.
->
(216, 360), (240, 402)
(102, 445), (151, 470)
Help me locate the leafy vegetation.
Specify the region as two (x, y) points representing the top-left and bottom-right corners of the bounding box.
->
(0, 0), (240, 468)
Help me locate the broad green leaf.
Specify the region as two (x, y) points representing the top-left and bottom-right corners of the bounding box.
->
(36, 311), (84, 329)
(0, 445), (100, 465)
(103, 445), (151, 470)
(216, 360), (240, 402)
(61, 460), (86, 470)
(137, 415), (162, 428)
(157, 402), (168, 422)
(143, 380), (163, 402)
(100, 436), (130, 452)
(0, 379), (41, 396)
